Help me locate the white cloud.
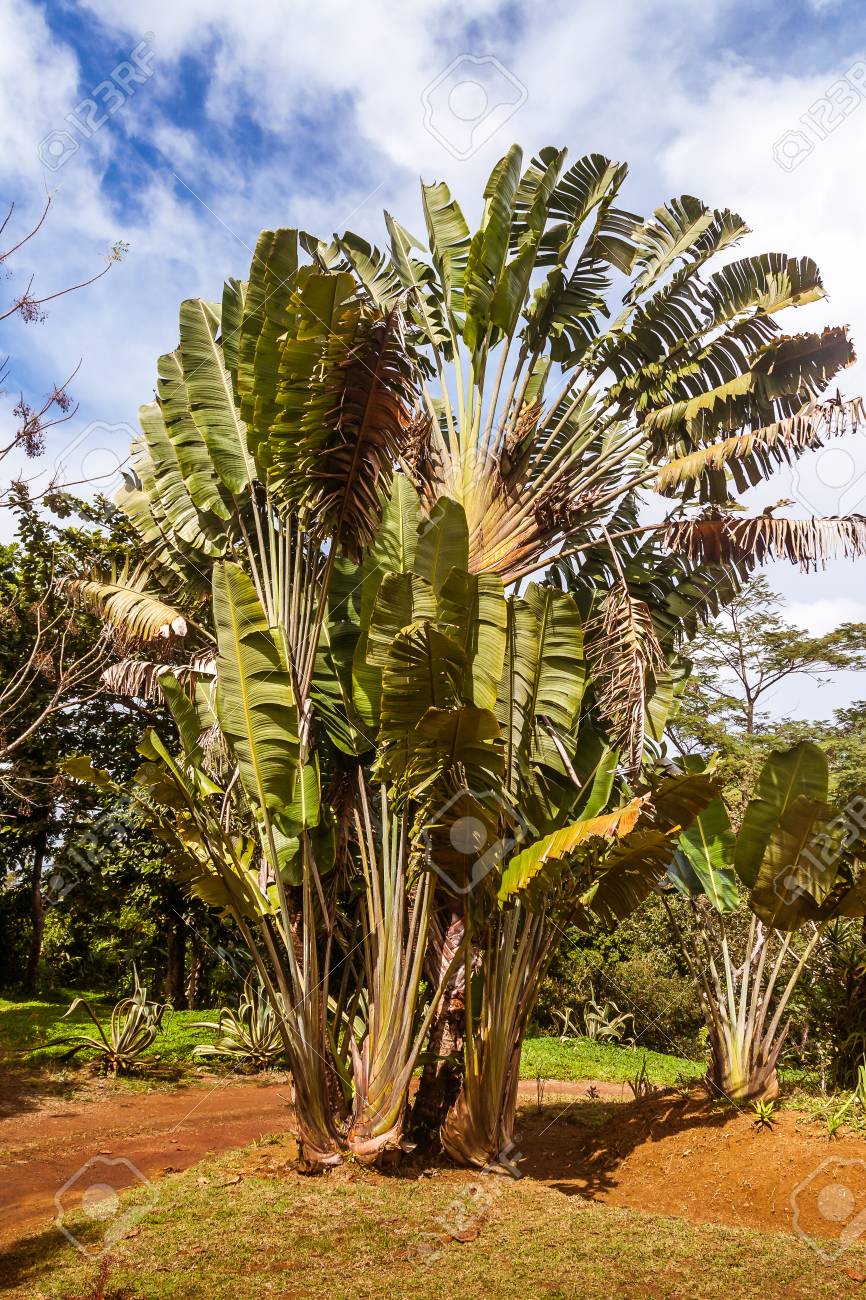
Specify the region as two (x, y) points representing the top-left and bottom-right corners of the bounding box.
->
(783, 596), (866, 635)
(0, 0), (80, 182)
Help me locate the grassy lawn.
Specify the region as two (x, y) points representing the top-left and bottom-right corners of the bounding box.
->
(1, 991), (701, 1087)
(0, 991), (220, 1070)
(3, 994), (830, 1109)
(520, 1035), (701, 1085)
(2, 1135), (864, 1299)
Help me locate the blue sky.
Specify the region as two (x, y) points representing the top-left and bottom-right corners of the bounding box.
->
(3, 0), (866, 718)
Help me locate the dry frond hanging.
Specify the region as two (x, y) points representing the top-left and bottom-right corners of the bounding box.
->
(664, 512), (866, 572)
(585, 579), (664, 770)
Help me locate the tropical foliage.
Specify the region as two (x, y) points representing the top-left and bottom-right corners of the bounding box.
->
(36, 971), (170, 1074)
(667, 742), (866, 1100)
(192, 974), (286, 1071)
(65, 143), (866, 1166)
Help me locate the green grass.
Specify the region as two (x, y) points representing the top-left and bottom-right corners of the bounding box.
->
(0, 991), (221, 1069)
(0, 993), (824, 1101)
(1, 1135), (864, 1299)
(521, 1035), (701, 1085)
(1, 994), (703, 1087)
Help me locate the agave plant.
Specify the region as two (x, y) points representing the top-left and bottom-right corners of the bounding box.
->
(666, 742), (866, 1101)
(192, 974), (286, 1071)
(39, 972), (170, 1074)
(64, 143), (866, 1168)
(582, 994), (636, 1045)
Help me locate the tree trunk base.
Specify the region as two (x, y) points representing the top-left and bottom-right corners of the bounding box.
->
(705, 1064), (780, 1104)
(345, 1122), (409, 1166)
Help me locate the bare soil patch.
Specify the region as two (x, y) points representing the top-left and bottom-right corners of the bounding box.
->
(0, 1075), (293, 1246)
(518, 1088), (866, 1242)
(2, 1075), (865, 1257)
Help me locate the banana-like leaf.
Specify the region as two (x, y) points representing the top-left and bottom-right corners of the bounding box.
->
(138, 402), (224, 558)
(437, 568), (507, 710)
(464, 145), (523, 355)
(220, 275), (247, 394)
(498, 797), (645, 904)
(337, 230), (406, 313)
(579, 829), (677, 926)
(124, 436), (211, 581)
(421, 180), (470, 316)
(734, 742), (829, 888)
(376, 621), (467, 786)
(179, 298), (256, 497)
(585, 578), (663, 770)
(524, 152), (636, 359)
(645, 666), (676, 745)
(326, 479), (422, 698)
(156, 349), (233, 523)
(262, 274), (418, 557)
(651, 772), (717, 833)
(212, 562), (300, 817)
(384, 211), (451, 350)
(496, 596), (541, 795)
(366, 573), (437, 668)
(655, 398), (864, 500)
(114, 476), (190, 586)
(372, 474), (423, 575)
(101, 655), (215, 704)
(415, 498), (469, 590)
(406, 704), (503, 796)
(676, 796), (739, 912)
(826, 873), (866, 920)
(644, 327), (854, 444)
(704, 252), (825, 323)
(237, 228), (300, 464)
(378, 621), (466, 744)
(523, 585), (585, 730)
(63, 756), (115, 789)
(311, 628), (375, 757)
(575, 736), (619, 819)
(750, 792), (839, 929)
(172, 818), (272, 920)
(69, 570), (188, 640)
(491, 149), (564, 340)
(160, 672), (205, 761)
(278, 759), (321, 835)
(627, 196), (721, 303)
(665, 514), (866, 574)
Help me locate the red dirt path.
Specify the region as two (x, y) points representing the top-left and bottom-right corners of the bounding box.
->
(3, 1075), (866, 1254)
(0, 1076), (293, 1247)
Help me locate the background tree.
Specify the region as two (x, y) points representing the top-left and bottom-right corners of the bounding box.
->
(670, 575), (866, 818)
(0, 489), (204, 997)
(1, 195), (125, 477)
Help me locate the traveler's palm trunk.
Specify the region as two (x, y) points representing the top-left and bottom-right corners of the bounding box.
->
(442, 907), (552, 1168)
(343, 784), (442, 1163)
(411, 907), (467, 1143)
